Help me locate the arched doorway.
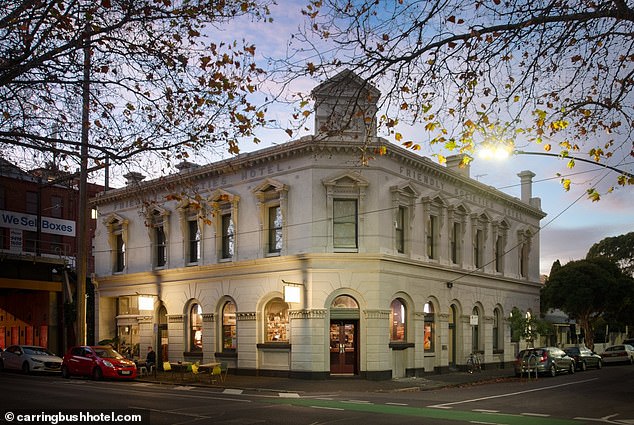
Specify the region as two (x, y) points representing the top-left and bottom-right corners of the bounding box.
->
(329, 295), (359, 375)
(157, 305), (168, 369)
(448, 304), (457, 367)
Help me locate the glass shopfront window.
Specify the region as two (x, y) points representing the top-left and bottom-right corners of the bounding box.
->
(222, 301), (237, 350)
(390, 298), (406, 342)
(265, 298), (289, 342)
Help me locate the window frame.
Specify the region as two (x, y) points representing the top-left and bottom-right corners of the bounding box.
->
(424, 302), (435, 352)
(389, 298), (407, 342)
(268, 205), (283, 254)
(333, 198), (358, 250)
(264, 298), (289, 343)
(221, 300), (237, 351)
(190, 303), (203, 352)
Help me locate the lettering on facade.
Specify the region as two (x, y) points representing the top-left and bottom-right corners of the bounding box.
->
(241, 163), (286, 181)
(453, 189), (494, 209)
(504, 208), (524, 221)
(398, 166), (444, 190)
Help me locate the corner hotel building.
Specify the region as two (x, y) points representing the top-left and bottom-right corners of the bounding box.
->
(92, 71), (545, 379)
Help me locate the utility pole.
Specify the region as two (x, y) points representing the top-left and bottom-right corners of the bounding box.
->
(76, 22), (91, 346)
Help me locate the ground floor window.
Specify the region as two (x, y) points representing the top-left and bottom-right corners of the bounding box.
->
(424, 302), (435, 351)
(390, 298), (406, 342)
(222, 301), (237, 350)
(265, 298), (289, 342)
(190, 303), (203, 351)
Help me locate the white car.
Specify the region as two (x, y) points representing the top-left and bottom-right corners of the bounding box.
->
(0, 345), (63, 374)
(600, 344), (634, 365)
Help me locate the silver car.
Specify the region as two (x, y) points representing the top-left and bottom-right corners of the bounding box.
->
(514, 347), (576, 377)
(600, 344), (634, 365)
(0, 345), (63, 374)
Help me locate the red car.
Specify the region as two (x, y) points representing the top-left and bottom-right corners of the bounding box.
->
(62, 346), (137, 380)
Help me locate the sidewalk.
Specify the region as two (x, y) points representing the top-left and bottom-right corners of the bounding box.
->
(139, 366), (517, 394)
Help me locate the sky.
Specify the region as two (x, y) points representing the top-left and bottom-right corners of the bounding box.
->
(108, 1), (634, 276)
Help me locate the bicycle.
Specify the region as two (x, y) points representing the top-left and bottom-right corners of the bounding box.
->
(466, 352), (482, 373)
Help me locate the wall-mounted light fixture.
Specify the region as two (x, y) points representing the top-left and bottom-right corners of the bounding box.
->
(282, 280), (303, 303)
(446, 281), (453, 289)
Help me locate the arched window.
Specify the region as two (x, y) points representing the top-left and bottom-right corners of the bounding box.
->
(190, 304), (202, 351)
(265, 298), (289, 342)
(222, 301), (237, 350)
(390, 298), (406, 342)
(471, 306), (480, 352)
(493, 307), (502, 351)
(424, 302), (435, 351)
(331, 295), (359, 309)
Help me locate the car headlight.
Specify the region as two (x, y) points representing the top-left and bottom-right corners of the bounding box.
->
(102, 360), (114, 368)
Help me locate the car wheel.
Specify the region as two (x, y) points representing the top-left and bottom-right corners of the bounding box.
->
(22, 362), (30, 375)
(61, 365), (70, 379)
(581, 361), (587, 371)
(550, 365), (557, 377)
(92, 367), (103, 381)
(569, 363), (575, 374)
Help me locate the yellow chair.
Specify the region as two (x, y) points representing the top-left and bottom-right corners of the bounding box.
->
(211, 365), (223, 384)
(162, 361), (173, 381)
(190, 363), (200, 382)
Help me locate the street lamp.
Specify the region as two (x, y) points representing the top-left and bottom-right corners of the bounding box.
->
(478, 145), (634, 179)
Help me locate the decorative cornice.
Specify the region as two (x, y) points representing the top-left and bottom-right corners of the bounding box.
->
(237, 312), (256, 321)
(167, 314), (183, 323)
(202, 313), (214, 322)
(90, 136), (544, 218)
(365, 309), (390, 319)
(289, 309), (327, 319)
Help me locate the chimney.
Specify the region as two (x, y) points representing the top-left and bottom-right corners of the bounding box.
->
(517, 170), (536, 203)
(124, 171), (145, 186)
(445, 154), (471, 178)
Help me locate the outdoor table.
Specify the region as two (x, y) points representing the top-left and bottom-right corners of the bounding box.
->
(169, 362), (192, 381)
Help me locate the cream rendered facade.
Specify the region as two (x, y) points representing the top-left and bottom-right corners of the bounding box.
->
(92, 72), (545, 379)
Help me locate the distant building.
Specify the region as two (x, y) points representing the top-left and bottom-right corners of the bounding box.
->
(92, 71), (546, 378)
(0, 159), (102, 354)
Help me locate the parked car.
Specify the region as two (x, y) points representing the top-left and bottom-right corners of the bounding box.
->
(563, 346), (603, 371)
(622, 338), (634, 346)
(0, 345), (63, 374)
(514, 347), (576, 377)
(62, 345), (137, 380)
(600, 344), (634, 365)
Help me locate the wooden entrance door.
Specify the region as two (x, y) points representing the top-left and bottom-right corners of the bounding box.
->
(329, 320), (358, 374)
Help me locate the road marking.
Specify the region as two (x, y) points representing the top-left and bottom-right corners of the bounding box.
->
(342, 400), (372, 404)
(279, 392), (300, 398)
(522, 413), (550, 417)
(222, 388), (243, 395)
(428, 378), (597, 409)
(474, 409), (500, 413)
(173, 385), (195, 390)
(469, 421), (506, 425)
(386, 402), (409, 406)
(311, 406), (344, 411)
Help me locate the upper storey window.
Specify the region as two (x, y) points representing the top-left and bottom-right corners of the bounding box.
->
(105, 214), (128, 273)
(178, 200), (203, 265)
(423, 196), (445, 261)
(390, 183), (418, 255)
(449, 204), (468, 266)
(323, 172), (368, 253)
(334, 199), (357, 249)
(146, 207), (169, 269)
(210, 189), (239, 262)
(252, 179), (289, 256)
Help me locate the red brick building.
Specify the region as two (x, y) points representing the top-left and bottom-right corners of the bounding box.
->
(0, 158), (102, 355)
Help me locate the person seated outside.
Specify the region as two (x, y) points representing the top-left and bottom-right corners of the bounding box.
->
(146, 346), (156, 372)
